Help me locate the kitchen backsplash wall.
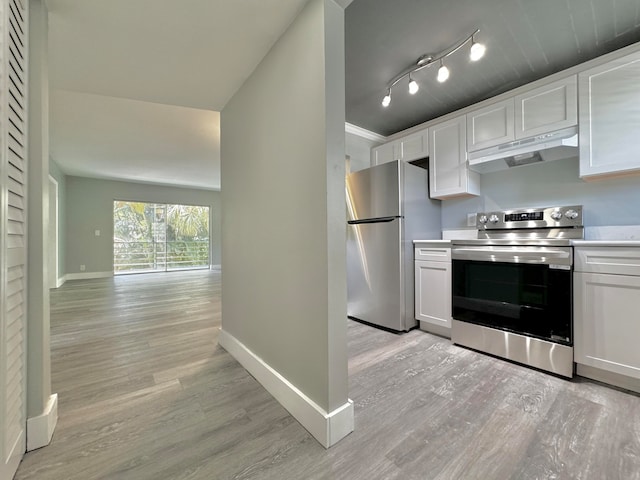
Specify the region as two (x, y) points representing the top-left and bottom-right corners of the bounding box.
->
(441, 156), (640, 229)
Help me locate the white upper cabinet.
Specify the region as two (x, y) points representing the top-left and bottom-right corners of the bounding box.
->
(371, 128), (429, 165)
(429, 115), (480, 199)
(398, 128), (429, 162)
(466, 98), (515, 152)
(579, 50), (640, 179)
(467, 76), (578, 152)
(514, 76), (577, 139)
(371, 140), (398, 165)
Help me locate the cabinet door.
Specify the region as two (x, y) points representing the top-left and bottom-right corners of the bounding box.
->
(2, 1), (28, 478)
(515, 76), (577, 139)
(429, 115), (480, 199)
(574, 272), (640, 379)
(415, 260), (452, 329)
(399, 128), (429, 162)
(579, 50), (640, 178)
(371, 141), (398, 165)
(466, 98), (515, 152)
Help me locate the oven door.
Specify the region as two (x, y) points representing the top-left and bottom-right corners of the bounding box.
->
(451, 245), (573, 345)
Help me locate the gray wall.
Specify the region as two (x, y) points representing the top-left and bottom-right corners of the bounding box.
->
(221, 0), (348, 413)
(65, 176), (221, 274)
(442, 157), (640, 229)
(27, 0), (52, 421)
(49, 159), (66, 278)
(345, 132), (378, 172)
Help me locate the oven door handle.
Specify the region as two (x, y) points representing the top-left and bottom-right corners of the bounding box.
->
(451, 246), (573, 266)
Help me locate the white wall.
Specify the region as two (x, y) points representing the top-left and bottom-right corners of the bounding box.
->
(49, 159), (66, 279)
(442, 157), (640, 229)
(220, 0), (352, 447)
(65, 176), (221, 275)
(345, 131), (378, 172)
(27, 0), (55, 446)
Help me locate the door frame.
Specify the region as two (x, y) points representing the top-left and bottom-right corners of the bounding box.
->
(48, 175), (59, 288)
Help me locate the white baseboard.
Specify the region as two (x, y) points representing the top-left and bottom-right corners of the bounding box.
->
(419, 321), (452, 339)
(55, 275), (66, 288)
(210, 264), (221, 271)
(576, 364), (640, 394)
(65, 271), (113, 281)
(218, 329), (354, 448)
(27, 393), (58, 451)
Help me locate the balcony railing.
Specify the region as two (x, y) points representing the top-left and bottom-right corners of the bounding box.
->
(114, 240), (209, 273)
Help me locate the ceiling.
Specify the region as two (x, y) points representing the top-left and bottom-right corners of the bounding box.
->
(46, 0), (311, 190)
(46, 0), (640, 189)
(345, 0), (640, 136)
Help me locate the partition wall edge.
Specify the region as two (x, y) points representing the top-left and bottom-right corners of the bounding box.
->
(26, 0), (57, 453)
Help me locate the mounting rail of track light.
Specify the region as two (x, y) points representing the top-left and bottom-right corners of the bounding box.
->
(381, 29), (486, 108)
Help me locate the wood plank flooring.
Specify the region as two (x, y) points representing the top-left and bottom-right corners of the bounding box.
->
(15, 270), (640, 479)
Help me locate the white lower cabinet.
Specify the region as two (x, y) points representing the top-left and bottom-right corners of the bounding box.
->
(574, 246), (640, 383)
(414, 244), (452, 336)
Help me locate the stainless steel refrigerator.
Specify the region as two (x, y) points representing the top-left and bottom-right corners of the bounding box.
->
(346, 160), (441, 332)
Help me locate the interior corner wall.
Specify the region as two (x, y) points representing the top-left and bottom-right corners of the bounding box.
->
(221, 0), (349, 418)
(64, 176), (221, 275)
(49, 159), (66, 278)
(345, 132), (378, 173)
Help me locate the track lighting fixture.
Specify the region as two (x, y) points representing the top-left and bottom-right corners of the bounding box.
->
(381, 29), (486, 107)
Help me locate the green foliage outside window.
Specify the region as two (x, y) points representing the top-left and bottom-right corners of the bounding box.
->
(114, 201), (210, 273)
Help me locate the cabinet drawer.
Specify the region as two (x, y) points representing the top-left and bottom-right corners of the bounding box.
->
(575, 247), (640, 276)
(414, 246), (451, 262)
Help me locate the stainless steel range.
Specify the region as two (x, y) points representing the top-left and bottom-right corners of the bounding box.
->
(451, 205), (584, 378)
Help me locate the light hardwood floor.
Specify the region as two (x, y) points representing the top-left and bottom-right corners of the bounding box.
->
(15, 270), (640, 479)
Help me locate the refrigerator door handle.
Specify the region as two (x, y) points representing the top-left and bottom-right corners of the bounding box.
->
(348, 216), (401, 225)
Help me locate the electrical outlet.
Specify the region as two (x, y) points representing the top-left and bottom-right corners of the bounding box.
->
(467, 213), (477, 227)
(95, 229), (101, 236)
(80, 264), (86, 271)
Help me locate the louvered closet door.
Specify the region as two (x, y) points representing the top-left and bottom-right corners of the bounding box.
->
(1, 0), (27, 478)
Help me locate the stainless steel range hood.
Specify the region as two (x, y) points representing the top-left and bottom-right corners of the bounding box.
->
(468, 127), (578, 174)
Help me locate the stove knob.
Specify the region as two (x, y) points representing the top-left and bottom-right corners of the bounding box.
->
(478, 215), (488, 224)
(550, 210), (563, 221)
(565, 209), (579, 220)
(489, 214), (500, 224)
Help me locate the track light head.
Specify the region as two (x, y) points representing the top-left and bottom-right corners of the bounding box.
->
(437, 62), (449, 83)
(470, 38), (486, 61)
(408, 76), (419, 94)
(382, 91), (391, 107)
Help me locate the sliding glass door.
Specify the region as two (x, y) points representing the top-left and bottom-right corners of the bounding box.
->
(113, 201), (210, 274)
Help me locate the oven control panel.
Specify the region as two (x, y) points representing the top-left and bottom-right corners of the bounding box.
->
(477, 205), (583, 230)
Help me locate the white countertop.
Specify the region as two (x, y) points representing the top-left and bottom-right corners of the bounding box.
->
(414, 239), (640, 247)
(572, 240), (640, 247)
(413, 239), (451, 245)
